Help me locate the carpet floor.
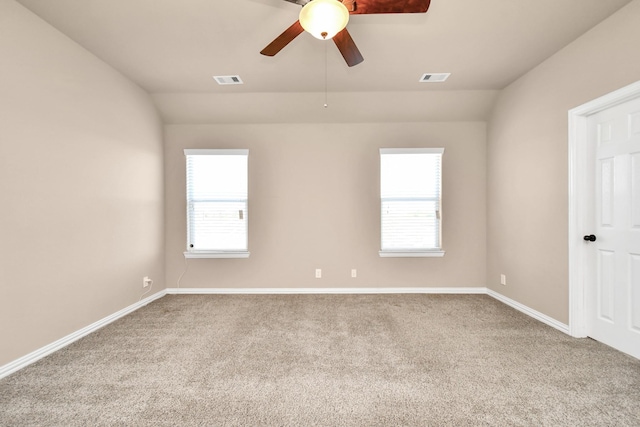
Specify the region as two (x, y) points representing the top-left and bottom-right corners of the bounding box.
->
(1, 294), (639, 426)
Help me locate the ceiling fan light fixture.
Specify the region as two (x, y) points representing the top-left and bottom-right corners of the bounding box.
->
(299, 0), (349, 40)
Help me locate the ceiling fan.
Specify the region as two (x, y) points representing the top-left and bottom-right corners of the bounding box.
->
(260, 0), (432, 67)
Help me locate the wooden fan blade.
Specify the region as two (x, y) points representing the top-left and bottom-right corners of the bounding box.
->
(349, 0), (431, 14)
(260, 20), (304, 56)
(333, 28), (364, 67)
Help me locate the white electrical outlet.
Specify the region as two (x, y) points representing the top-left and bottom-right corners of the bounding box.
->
(143, 276), (152, 288)
(351, 269), (357, 278)
(500, 274), (506, 286)
(315, 269), (322, 279)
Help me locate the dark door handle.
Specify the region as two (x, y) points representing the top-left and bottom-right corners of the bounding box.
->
(583, 234), (596, 242)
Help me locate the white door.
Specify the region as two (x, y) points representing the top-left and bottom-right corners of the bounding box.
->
(585, 96), (640, 359)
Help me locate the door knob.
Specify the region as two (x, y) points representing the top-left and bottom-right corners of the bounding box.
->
(583, 234), (596, 242)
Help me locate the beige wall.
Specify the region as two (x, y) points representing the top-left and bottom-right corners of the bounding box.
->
(165, 123), (486, 290)
(487, 0), (640, 323)
(0, 1), (165, 366)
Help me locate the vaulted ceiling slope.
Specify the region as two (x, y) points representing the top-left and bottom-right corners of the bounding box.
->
(16, 0), (633, 123)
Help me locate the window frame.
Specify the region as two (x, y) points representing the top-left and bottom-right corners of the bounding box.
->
(379, 147), (445, 258)
(183, 149), (250, 259)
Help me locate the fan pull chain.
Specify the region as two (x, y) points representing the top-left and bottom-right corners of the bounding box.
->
(324, 41), (328, 108)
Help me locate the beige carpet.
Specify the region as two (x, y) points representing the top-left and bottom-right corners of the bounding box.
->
(1, 294), (639, 426)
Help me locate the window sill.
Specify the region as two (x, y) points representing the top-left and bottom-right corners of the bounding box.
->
(379, 250), (445, 258)
(184, 251), (250, 259)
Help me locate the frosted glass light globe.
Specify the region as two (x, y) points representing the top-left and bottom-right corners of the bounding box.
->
(299, 0), (350, 40)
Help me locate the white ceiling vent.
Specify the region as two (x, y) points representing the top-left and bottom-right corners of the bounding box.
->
(419, 73), (451, 83)
(213, 75), (243, 85)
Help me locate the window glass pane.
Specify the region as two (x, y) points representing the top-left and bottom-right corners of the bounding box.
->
(185, 150), (248, 252)
(381, 200), (438, 250)
(381, 153), (440, 199)
(189, 201), (247, 251)
(187, 155), (247, 200)
(380, 149), (443, 252)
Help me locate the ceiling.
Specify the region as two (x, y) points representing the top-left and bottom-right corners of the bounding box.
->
(15, 0), (633, 123)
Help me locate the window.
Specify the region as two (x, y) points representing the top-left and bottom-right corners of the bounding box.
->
(379, 148), (444, 257)
(184, 149), (249, 258)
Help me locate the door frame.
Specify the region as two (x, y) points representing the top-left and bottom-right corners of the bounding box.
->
(568, 80), (640, 338)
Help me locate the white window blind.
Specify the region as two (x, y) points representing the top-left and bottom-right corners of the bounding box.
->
(380, 148), (444, 256)
(184, 149), (248, 256)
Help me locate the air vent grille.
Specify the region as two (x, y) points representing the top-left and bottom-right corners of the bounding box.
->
(419, 73), (450, 83)
(213, 75), (243, 85)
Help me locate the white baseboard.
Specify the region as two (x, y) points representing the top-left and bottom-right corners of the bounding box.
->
(2, 286), (571, 379)
(486, 289), (570, 335)
(0, 290), (167, 380)
(166, 287), (488, 295)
